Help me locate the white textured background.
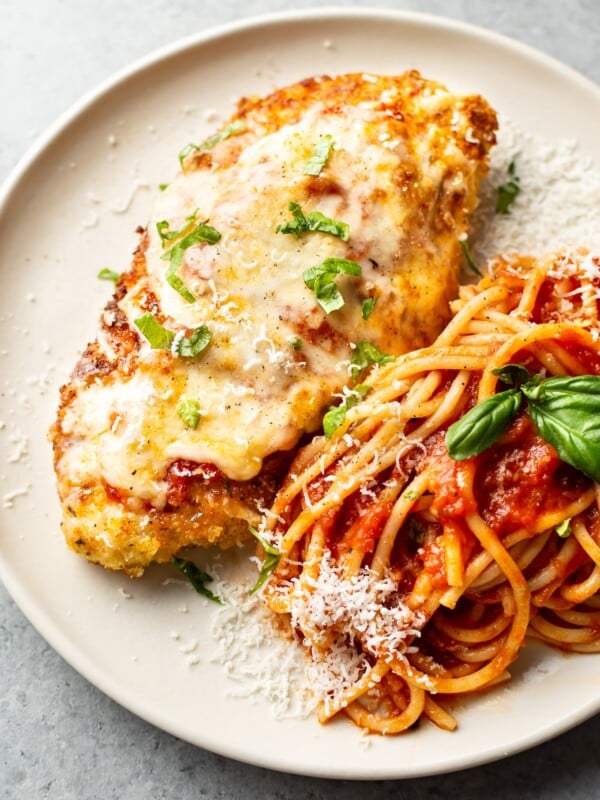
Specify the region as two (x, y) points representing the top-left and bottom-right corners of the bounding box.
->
(1, 2), (599, 798)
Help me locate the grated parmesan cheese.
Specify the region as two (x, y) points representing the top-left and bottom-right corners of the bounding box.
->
(470, 117), (600, 268)
(209, 566), (313, 720)
(285, 556), (424, 713)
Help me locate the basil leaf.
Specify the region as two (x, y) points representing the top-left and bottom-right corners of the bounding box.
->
(288, 336), (303, 350)
(156, 220), (184, 244)
(165, 263), (196, 303)
(323, 384), (371, 440)
(175, 326), (212, 357)
(446, 389), (522, 460)
(134, 314), (212, 358)
(97, 268), (120, 283)
(134, 313), (175, 350)
(303, 257), (362, 313)
(161, 223), (221, 303)
(350, 341), (394, 379)
(492, 363), (530, 388)
(156, 209), (198, 245)
(556, 518), (572, 538)
(177, 398), (202, 429)
(361, 297), (377, 320)
(276, 201), (349, 241)
(303, 257), (362, 287)
(312, 275), (344, 313)
(303, 135), (335, 176)
(522, 375), (600, 482)
(458, 238), (482, 277)
(248, 526), (281, 594)
(495, 160), (521, 214)
(171, 557), (222, 604)
(179, 119), (247, 167)
(322, 403), (348, 440)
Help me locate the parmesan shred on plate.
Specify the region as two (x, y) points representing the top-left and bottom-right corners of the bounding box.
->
(209, 565), (314, 719)
(208, 116), (600, 721)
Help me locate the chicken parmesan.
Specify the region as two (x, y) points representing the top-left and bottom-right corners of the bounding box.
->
(50, 71), (497, 576)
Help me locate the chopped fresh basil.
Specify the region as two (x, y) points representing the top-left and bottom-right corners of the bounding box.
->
(303, 257), (362, 313)
(97, 268), (120, 283)
(156, 209), (199, 245)
(174, 325), (212, 357)
(171, 556), (222, 604)
(350, 341), (394, 380)
(361, 297), (377, 320)
(161, 222), (221, 303)
(289, 336), (303, 350)
(495, 160), (521, 214)
(447, 370), (600, 482)
(303, 135), (335, 176)
(556, 518), (572, 538)
(403, 489), (421, 502)
(248, 526), (281, 594)
(134, 313), (212, 358)
(177, 398), (202, 429)
(178, 119), (247, 167)
(323, 384), (371, 440)
(158, 182), (169, 192)
(276, 201), (349, 241)
(458, 238), (483, 277)
(134, 313), (175, 350)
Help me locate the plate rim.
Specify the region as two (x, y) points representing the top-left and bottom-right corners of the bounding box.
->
(1, 5), (600, 780)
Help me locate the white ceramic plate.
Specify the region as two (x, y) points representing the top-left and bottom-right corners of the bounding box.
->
(1, 8), (600, 780)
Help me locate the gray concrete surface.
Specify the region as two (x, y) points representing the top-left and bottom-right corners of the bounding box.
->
(1, 1), (599, 798)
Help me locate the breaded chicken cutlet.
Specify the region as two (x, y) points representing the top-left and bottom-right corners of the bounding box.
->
(50, 71), (497, 576)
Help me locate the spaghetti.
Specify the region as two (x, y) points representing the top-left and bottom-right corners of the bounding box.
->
(258, 249), (600, 735)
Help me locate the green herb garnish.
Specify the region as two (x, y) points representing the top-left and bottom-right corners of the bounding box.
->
(156, 209), (198, 245)
(134, 313), (212, 357)
(176, 325), (212, 357)
(446, 367), (600, 482)
(303, 257), (362, 314)
(361, 297), (377, 320)
(495, 160), (521, 214)
(177, 398), (202, 429)
(171, 556), (222, 604)
(161, 223), (221, 303)
(97, 268), (120, 283)
(158, 182), (169, 192)
(556, 518), (572, 538)
(303, 135), (335, 176)
(322, 384), (371, 440)
(134, 313), (175, 350)
(458, 238), (482, 277)
(350, 341), (394, 380)
(178, 119), (247, 167)
(276, 201), (349, 241)
(289, 336), (303, 350)
(248, 526), (281, 594)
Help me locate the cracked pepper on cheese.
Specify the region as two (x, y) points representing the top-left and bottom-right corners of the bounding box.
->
(50, 71), (497, 575)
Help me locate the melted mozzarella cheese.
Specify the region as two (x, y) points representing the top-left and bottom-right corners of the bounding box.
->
(65, 100), (472, 503)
